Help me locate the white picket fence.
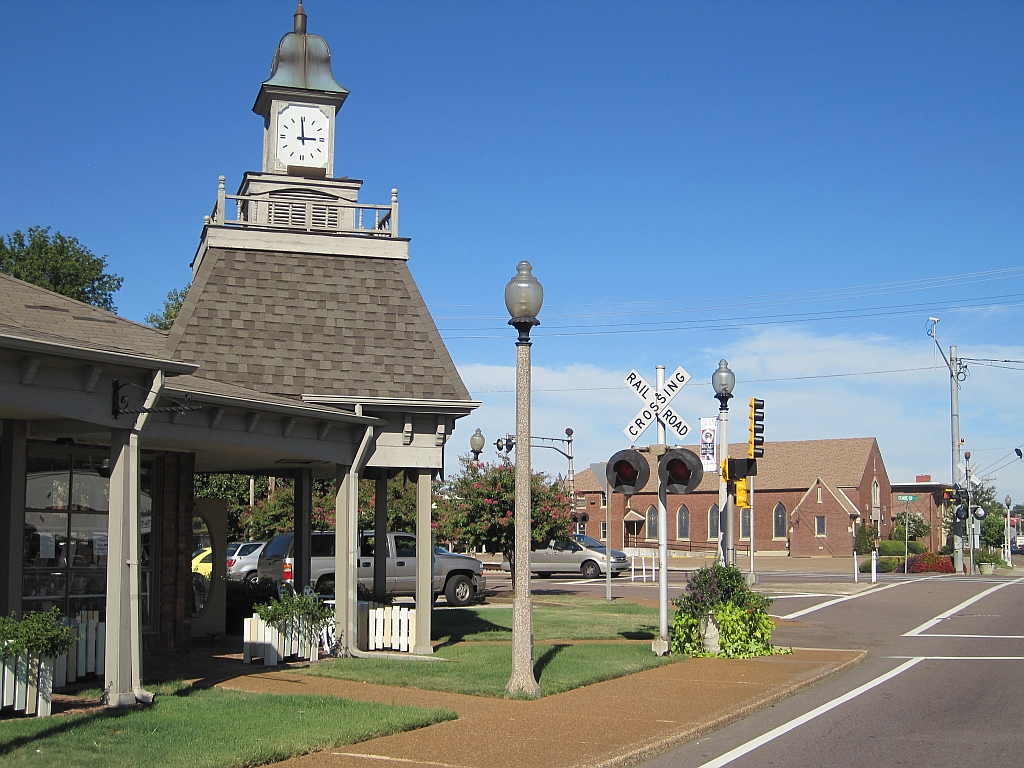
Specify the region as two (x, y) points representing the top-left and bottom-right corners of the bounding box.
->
(242, 601), (417, 664)
(242, 614), (321, 665)
(1, 612), (103, 718)
(363, 604), (416, 653)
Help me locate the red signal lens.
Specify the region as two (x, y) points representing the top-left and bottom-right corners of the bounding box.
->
(613, 459), (638, 483)
(666, 459), (691, 484)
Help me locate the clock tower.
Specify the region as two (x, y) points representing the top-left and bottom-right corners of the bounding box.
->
(253, 2), (348, 178)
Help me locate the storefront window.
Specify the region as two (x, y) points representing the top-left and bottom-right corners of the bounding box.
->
(22, 444), (158, 628)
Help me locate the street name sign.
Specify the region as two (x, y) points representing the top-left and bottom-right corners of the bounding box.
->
(896, 494), (918, 502)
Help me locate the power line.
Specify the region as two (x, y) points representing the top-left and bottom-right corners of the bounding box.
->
(470, 364), (944, 394)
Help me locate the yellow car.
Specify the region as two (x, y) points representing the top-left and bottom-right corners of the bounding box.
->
(191, 547), (213, 579)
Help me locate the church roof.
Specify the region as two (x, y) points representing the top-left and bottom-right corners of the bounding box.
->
(574, 438), (880, 494)
(164, 246), (472, 403)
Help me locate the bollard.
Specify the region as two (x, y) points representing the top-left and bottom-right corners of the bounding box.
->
(871, 550), (877, 583)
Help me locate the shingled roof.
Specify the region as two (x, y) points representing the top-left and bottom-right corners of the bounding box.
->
(574, 438), (879, 494)
(0, 272), (169, 359)
(164, 246), (471, 403)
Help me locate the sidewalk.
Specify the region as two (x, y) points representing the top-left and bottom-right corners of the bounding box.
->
(218, 647), (863, 768)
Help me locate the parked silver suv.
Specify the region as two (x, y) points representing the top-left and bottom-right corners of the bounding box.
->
(226, 541), (266, 584)
(256, 531), (486, 607)
(501, 534), (628, 578)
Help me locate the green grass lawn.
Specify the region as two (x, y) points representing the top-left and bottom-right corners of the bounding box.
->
(0, 681), (454, 768)
(300, 641), (674, 698)
(433, 596), (659, 643)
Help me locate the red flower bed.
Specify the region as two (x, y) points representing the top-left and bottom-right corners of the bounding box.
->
(905, 552), (955, 574)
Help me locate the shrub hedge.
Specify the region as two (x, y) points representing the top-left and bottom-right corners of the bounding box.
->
(877, 540), (926, 557)
(859, 556), (901, 573)
(904, 552), (955, 573)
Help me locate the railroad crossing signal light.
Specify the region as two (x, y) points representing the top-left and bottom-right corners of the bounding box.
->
(606, 449), (650, 496)
(954, 505), (969, 521)
(658, 449), (704, 494)
(735, 477), (749, 508)
(749, 398), (765, 459)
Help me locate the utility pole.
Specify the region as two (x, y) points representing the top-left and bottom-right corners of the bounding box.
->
(928, 318), (964, 572)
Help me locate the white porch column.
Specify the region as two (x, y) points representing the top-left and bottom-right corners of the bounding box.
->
(104, 428), (135, 706)
(333, 465), (353, 655)
(413, 469), (433, 655)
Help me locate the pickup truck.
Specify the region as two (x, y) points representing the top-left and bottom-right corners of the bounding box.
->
(256, 530), (486, 607)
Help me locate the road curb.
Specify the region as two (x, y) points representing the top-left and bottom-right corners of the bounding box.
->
(577, 649), (867, 768)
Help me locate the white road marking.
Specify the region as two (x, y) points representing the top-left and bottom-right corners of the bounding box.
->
(778, 577), (935, 620)
(332, 754), (463, 767)
(902, 577), (1024, 636)
(905, 633), (1024, 639)
(886, 656), (1024, 660)
(696, 658), (925, 768)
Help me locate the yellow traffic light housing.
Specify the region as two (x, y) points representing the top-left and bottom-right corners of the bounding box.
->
(735, 478), (749, 508)
(749, 398), (765, 459)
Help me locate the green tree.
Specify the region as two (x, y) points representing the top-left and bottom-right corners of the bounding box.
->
(195, 473), (270, 540)
(889, 511), (930, 541)
(434, 456), (571, 573)
(854, 522), (878, 555)
(145, 284), (190, 330)
(0, 227), (123, 311)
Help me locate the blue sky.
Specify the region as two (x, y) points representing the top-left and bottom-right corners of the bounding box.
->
(2, 2), (1023, 497)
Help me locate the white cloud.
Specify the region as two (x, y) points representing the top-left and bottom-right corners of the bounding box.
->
(446, 329), (1024, 500)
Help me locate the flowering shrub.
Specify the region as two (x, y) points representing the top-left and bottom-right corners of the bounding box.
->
(670, 565), (788, 658)
(904, 552), (955, 574)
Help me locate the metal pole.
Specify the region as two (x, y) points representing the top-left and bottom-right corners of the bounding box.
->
(748, 475), (756, 583)
(904, 500), (910, 570)
(566, 432), (575, 504)
(950, 344), (964, 573)
(966, 456), (974, 576)
(507, 337), (540, 697)
(655, 366), (669, 651)
(718, 403), (730, 566)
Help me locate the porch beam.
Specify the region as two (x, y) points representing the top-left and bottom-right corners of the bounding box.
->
(293, 468), (313, 592)
(413, 469), (433, 655)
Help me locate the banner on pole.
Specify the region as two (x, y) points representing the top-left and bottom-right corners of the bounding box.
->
(699, 418), (718, 473)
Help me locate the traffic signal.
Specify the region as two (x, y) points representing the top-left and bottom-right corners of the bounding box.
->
(606, 449), (650, 496)
(749, 398), (765, 459)
(722, 457), (758, 481)
(735, 477), (749, 508)
(658, 449), (704, 494)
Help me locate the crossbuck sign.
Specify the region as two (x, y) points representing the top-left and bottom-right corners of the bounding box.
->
(623, 366), (692, 441)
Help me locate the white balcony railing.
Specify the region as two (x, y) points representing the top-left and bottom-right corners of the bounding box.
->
(206, 176), (399, 238)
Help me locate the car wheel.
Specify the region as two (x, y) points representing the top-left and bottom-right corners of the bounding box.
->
(444, 574), (474, 607)
(581, 560), (601, 579)
(315, 576), (335, 596)
(245, 571), (259, 586)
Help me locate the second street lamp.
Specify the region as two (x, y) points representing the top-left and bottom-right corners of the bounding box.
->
(469, 428), (485, 464)
(504, 260), (543, 698)
(712, 360), (736, 566)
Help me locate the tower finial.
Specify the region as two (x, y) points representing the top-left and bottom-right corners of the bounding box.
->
(294, 1), (307, 34)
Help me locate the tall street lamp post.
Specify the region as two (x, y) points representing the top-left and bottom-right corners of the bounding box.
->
(712, 360), (736, 566)
(1005, 495), (1013, 569)
(505, 260), (543, 698)
(469, 428), (485, 465)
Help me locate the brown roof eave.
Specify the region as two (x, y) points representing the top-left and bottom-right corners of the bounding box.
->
(0, 332), (197, 375)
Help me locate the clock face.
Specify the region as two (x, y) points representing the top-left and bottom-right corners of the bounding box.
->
(275, 105), (329, 168)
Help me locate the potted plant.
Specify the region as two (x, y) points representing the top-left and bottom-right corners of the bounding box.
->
(974, 550), (1003, 575)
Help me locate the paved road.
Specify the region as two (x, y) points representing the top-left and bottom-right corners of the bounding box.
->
(633, 573), (1024, 768)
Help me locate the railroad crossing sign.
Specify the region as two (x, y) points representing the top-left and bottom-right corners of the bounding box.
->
(623, 366), (692, 441)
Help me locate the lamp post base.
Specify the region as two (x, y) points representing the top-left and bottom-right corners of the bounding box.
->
(651, 638), (670, 657)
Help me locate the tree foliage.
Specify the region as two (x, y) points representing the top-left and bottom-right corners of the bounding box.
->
(0, 227), (123, 311)
(854, 522), (878, 555)
(145, 284), (190, 330)
(889, 511), (930, 541)
(434, 456), (571, 569)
